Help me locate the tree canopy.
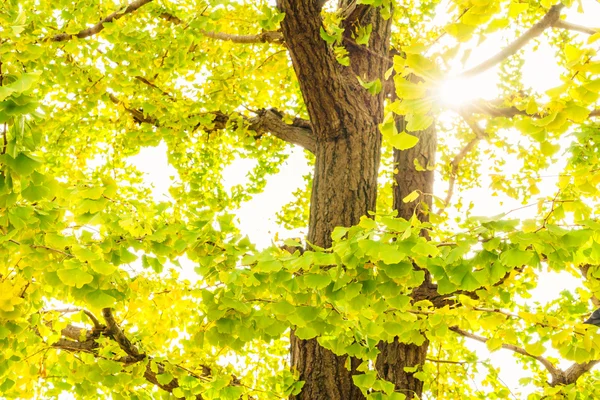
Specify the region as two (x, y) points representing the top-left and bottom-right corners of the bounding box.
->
(1, 0), (600, 399)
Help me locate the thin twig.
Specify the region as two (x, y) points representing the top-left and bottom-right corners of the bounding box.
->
(135, 76), (173, 99)
(44, 307), (104, 330)
(439, 113), (487, 211)
(449, 326), (559, 378)
(460, 4), (564, 77)
(50, 0), (154, 42)
(8, 239), (73, 258)
(426, 358), (484, 365)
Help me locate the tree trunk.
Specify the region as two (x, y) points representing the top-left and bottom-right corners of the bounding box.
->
(375, 118), (437, 399)
(275, 1), (391, 398)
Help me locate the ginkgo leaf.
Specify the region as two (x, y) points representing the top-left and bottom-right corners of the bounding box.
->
(56, 268), (94, 288)
(388, 131), (419, 150)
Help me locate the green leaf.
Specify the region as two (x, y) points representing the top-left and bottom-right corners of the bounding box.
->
(156, 373), (174, 385)
(6, 72), (42, 93)
(6, 153), (42, 176)
(388, 131), (419, 150)
(402, 190), (419, 203)
(90, 259), (117, 275)
(405, 114), (433, 132)
(98, 359), (122, 374)
(0, 87), (15, 101)
(357, 77), (382, 95)
(508, 2), (528, 18)
(304, 273), (332, 289)
(525, 341), (545, 357)
(352, 371), (377, 390)
(394, 79), (427, 99)
(85, 290), (117, 309)
(500, 248), (532, 267)
(383, 261), (413, 278)
(57, 268), (94, 288)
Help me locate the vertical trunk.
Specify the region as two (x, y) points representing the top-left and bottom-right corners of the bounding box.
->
(291, 109), (383, 400)
(276, 1), (391, 398)
(376, 118), (437, 399)
(392, 118), (436, 222)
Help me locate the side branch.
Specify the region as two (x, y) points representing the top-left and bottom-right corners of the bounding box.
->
(552, 19), (598, 36)
(102, 308), (145, 361)
(249, 109), (316, 153)
(47, 309), (209, 398)
(449, 326), (559, 378)
(158, 12), (284, 44)
(440, 114), (487, 210)
(109, 93), (315, 152)
(561, 360), (600, 386)
(460, 4), (564, 77)
(51, 0), (154, 42)
(109, 93), (158, 125)
(457, 100), (600, 120)
(450, 326), (600, 386)
(201, 30), (284, 44)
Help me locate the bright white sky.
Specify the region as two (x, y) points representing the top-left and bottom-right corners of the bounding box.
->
(125, 1), (600, 396)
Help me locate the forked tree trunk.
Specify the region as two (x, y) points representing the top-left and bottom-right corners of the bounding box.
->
(376, 119), (437, 398)
(276, 1), (392, 398)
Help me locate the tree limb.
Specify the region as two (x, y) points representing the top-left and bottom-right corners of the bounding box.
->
(552, 19), (598, 36)
(561, 360), (600, 386)
(50, 0), (154, 42)
(109, 93), (315, 152)
(200, 30), (284, 44)
(579, 264), (600, 307)
(102, 308), (145, 361)
(109, 93), (158, 125)
(43, 307), (104, 330)
(457, 100), (600, 120)
(440, 113), (487, 211)
(46, 310), (211, 399)
(248, 108), (316, 153)
(450, 325), (600, 386)
(460, 4), (564, 78)
(194, 108), (315, 152)
(158, 12), (284, 44)
(449, 326), (560, 379)
(135, 76), (174, 99)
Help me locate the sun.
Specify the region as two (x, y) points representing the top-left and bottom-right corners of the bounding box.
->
(437, 77), (483, 107)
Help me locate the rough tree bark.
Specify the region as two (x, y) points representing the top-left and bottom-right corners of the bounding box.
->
(376, 117), (437, 399)
(275, 1), (391, 398)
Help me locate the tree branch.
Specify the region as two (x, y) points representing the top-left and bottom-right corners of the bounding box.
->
(158, 12), (284, 44)
(449, 326), (560, 379)
(248, 108), (316, 153)
(43, 307), (104, 330)
(552, 19), (598, 36)
(51, 0), (154, 42)
(135, 76), (174, 99)
(457, 100), (600, 120)
(46, 309), (212, 399)
(450, 325), (600, 386)
(440, 114), (487, 210)
(579, 264), (600, 307)
(102, 308), (145, 361)
(108, 93), (159, 125)
(109, 93), (315, 152)
(426, 358), (483, 365)
(200, 30), (284, 44)
(460, 4), (564, 77)
(561, 360), (600, 386)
